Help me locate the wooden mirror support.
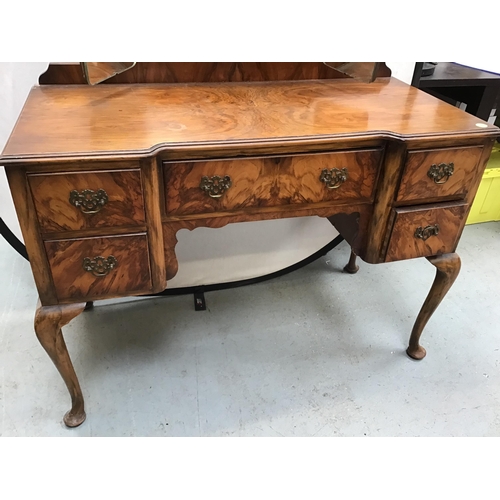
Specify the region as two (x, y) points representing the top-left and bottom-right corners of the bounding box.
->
(81, 62), (136, 85)
(40, 62), (391, 85)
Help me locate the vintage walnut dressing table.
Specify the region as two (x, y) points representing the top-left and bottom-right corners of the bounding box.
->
(1, 62), (499, 428)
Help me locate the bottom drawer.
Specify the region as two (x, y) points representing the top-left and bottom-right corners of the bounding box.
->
(385, 203), (468, 262)
(45, 233), (153, 301)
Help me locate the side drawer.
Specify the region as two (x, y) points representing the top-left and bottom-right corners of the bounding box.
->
(385, 203), (468, 262)
(28, 169), (146, 232)
(396, 146), (483, 203)
(44, 233), (153, 301)
(163, 149), (382, 216)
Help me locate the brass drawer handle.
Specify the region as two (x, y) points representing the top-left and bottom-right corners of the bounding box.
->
(414, 225), (439, 241)
(427, 163), (454, 184)
(69, 189), (108, 214)
(200, 175), (232, 198)
(320, 168), (348, 189)
(83, 255), (117, 277)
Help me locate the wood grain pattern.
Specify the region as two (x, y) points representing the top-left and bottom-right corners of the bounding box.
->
(141, 158), (167, 292)
(24, 160), (144, 173)
(163, 204), (373, 280)
(5, 168), (58, 304)
(39, 62), (390, 86)
(396, 146), (484, 203)
(10, 135), (487, 167)
(407, 253), (461, 360)
(3, 63), (500, 428)
(2, 79), (497, 163)
(365, 142), (407, 263)
(164, 150), (382, 216)
(34, 300), (86, 426)
(28, 169), (145, 232)
(385, 203), (468, 262)
(40, 224), (148, 241)
(45, 234), (153, 301)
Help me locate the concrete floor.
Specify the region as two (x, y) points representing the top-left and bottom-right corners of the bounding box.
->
(0, 222), (499, 436)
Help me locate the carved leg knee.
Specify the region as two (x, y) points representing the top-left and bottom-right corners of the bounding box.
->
(34, 300), (87, 427)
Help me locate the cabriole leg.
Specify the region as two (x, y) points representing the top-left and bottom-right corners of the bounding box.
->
(407, 253), (461, 360)
(343, 249), (359, 274)
(34, 300), (87, 427)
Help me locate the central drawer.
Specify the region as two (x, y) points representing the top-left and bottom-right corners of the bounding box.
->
(163, 149), (382, 216)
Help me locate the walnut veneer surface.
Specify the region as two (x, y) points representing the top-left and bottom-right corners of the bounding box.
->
(2, 73), (499, 427)
(3, 78), (498, 160)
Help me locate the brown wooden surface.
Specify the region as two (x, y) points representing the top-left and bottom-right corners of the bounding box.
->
(40, 62), (389, 86)
(45, 233), (153, 301)
(4, 64), (500, 428)
(2, 78), (497, 162)
(385, 203), (468, 262)
(82, 62), (135, 85)
(28, 169), (145, 232)
(164, 150), (381, 216)
(24, 160), (143, 173)
(324, 62), (387, 82)
(365, 142), (407, 263)
(140, 157), (167, 293)
(407, 253), (461, 360)
(34, 300), (87, 426)
(328, 210), (371, 256)
(396, 146), (484, 203)
(163, 203), (372, 280)
(40, 224), (147, 241)
(5, 168), (58, 304)
(343, 249), (359, 274)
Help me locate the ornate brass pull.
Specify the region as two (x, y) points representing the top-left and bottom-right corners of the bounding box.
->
(427, 163), (454, 184)
(414, 225), (440, 241)
(319, 168), (348, 189)
(69, 189), (108, 214)
(200, 175), (232, 198)
(83, 255), (117, 277)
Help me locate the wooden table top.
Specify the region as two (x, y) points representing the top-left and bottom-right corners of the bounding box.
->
(2, 77), (498, 162)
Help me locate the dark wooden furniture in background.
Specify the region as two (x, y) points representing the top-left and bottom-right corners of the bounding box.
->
(1, 62), (499, 428)
(413, 62), (500, 124)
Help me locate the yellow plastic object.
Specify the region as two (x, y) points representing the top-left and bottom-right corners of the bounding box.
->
(467, 144), (500, 224)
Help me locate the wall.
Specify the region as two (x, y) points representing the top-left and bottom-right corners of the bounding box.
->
(386, 62), (416, 85)
(0, 62), (49, 240)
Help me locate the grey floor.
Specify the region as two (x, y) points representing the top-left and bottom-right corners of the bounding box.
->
(1, 222), (499, 437)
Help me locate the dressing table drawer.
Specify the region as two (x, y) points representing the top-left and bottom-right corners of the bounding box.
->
(164, 149), (382, 216)
(28, 169), (146, 233)
(385, 202), (468, 262)
(396, 146), (483, 203)
(44, 233), (153, 301)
